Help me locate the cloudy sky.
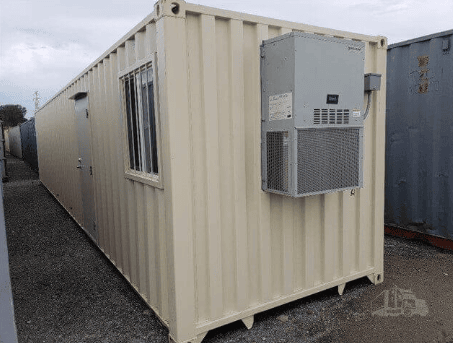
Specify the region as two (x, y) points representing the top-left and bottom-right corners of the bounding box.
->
(1, 0), (452, 118)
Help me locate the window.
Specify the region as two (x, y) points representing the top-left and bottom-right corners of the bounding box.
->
(120, 62), (159, 179)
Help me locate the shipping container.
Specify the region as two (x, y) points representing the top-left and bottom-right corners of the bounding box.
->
(0, 122), (7, 181)
(4, 128), (10, 153)
(8, 126), (22, 159)
(0, 161), (18, 342)
(386, 30), (453, 244)
(35, 1), (387, 342)
(20, 118), (39, 172)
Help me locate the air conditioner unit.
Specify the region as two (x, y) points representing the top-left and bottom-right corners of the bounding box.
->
(261, 32), (365, 197)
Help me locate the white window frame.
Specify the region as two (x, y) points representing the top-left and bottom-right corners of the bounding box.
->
(119, 54), (163, 188)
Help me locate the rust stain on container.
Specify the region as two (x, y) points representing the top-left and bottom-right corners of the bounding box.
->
(417, 56), (430, 93)
(418, 79), (429, 94)
(417, 55), (429, 67)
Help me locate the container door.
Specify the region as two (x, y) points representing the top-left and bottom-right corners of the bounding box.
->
(74, 94), (97, 242)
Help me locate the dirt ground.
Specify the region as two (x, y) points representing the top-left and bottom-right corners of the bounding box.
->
(4, 153), (453, 343)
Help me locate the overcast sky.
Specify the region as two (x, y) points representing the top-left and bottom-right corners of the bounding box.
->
(1, 0), (452, 118)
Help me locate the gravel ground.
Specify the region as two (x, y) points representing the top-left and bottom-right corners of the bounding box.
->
(5, 154), (453, 343)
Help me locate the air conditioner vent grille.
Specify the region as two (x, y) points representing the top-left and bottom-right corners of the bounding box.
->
(266, 131), (290, 193)
(314, 109), (350, 125)
(297, 127), (361, 195)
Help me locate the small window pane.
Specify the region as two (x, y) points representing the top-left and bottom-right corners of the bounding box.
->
(148, 81), (158, 174)
(129, 76), (141, 171)
(122, 63), (159, 176)
(141, 70), (152, 173)
(125, 79), (136, 169)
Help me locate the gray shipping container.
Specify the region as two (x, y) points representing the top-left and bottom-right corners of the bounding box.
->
(0, 121), (7, 181)
(386, 30), (453, 240)
(0, 159), (18, 343)
(20, 118), (39, 172)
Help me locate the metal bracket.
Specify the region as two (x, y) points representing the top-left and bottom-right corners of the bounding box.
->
(242, 315), (254, 329)
(85, 109), (89, 118)
(367, 273), (383, 285)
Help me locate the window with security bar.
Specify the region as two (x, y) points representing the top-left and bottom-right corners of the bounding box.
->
(121, 63), (159, 178)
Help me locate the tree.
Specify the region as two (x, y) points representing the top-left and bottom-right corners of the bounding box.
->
(0, 105), (27, 128)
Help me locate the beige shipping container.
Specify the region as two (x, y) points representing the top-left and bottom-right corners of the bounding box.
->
(35, 1), (387, 342)
(4, 128), (10, 153)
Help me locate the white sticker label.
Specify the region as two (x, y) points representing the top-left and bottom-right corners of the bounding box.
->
(269, 92), (292, 121)
(353, 110), (361, 117)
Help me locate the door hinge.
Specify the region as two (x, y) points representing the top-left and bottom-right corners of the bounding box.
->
(89, 166), (93, 176)
(86, 109), (89, 118)
(93, 221), (96, 231)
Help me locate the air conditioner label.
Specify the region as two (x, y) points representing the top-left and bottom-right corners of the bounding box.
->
(269, 92), (292, 121)
(353, 109), (361, 117)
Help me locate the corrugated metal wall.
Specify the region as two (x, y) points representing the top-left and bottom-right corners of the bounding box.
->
(169, 8), (386, 339)
(386, 30), (453, 240)
(84, 28), (170, 322)
(20, 118), (39, 172)
(0, 167), (18, 343)
(36, 13), (171, 325)
(8, 126), (22, 159)
(36, 1), (386, 342)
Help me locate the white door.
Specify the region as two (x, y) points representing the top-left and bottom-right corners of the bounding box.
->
(74, 94), (97, 241)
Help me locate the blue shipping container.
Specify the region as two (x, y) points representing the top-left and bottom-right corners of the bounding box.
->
(386, 30), (453, 240)
(20, 118), (39, 173)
